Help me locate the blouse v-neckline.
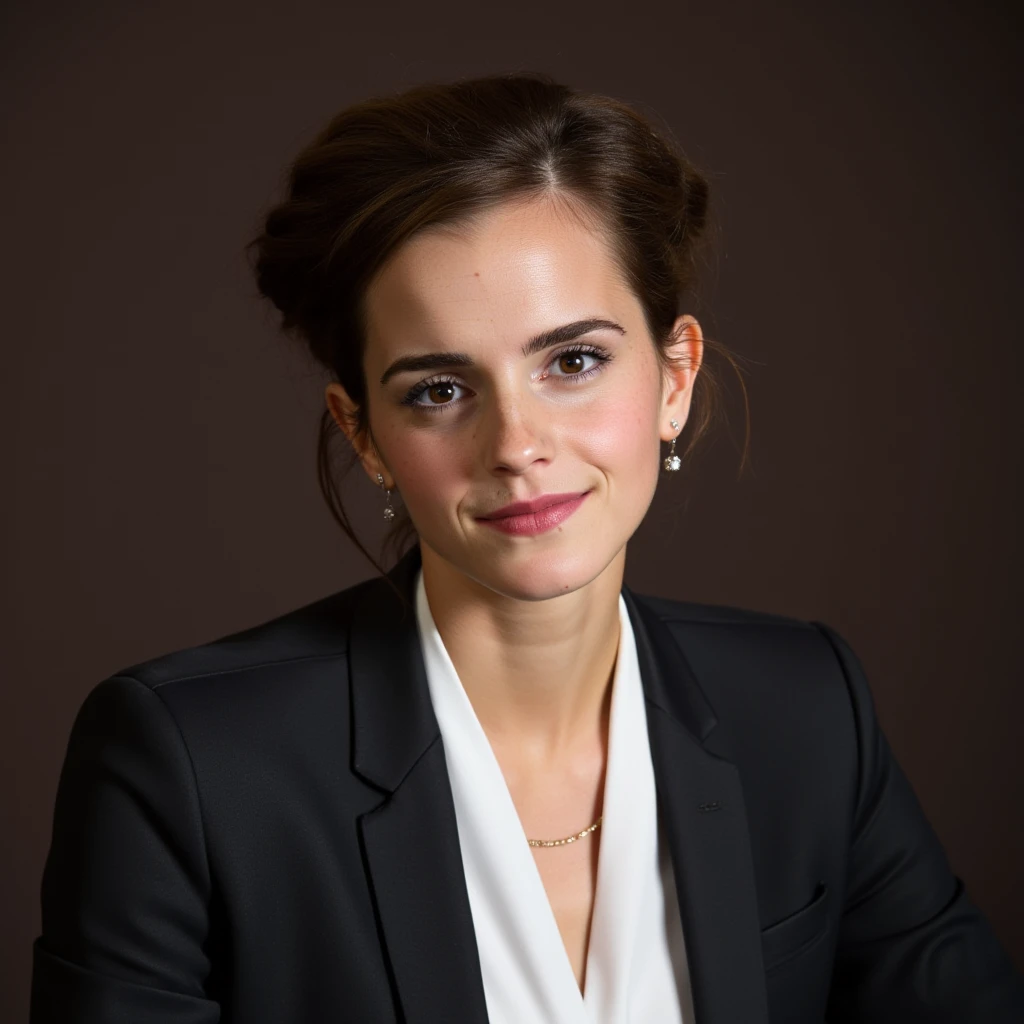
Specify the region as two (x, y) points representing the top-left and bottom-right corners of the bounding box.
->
(415, 568), (693, 1024)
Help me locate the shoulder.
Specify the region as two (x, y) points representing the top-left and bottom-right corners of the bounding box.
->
(114, 575), (377, 693)
(628, 587), (842, 670)
(628, 588), (865, 736)
(76, 575), (385, 750)
(59, 575), (392, 796)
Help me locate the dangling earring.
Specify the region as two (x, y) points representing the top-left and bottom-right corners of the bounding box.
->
(377, 472), (395, 521)
(663, 418), (681, 472)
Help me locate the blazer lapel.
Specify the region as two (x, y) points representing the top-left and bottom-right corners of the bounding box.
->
(349, 544), (490, 1024)
(623, 586), (771, 1024)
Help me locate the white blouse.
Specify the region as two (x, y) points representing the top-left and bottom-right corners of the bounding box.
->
(415, 567), (696, 1023)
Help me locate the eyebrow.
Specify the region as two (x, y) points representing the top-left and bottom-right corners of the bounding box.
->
(378, 317), (627, 388)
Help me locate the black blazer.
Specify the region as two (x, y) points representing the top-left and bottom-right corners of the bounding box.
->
(30, 542), (1024, 1023)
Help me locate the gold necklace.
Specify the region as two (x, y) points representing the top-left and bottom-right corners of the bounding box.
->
(527, 815), (603, 848)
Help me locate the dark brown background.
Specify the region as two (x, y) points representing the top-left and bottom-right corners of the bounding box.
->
(2, 0), (1020, 1017)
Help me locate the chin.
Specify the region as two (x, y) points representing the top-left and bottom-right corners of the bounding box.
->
(470, 542), (618, 602)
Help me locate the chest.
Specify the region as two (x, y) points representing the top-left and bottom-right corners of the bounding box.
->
(530, 836), (602, 990)
(502, 754), (607, 992)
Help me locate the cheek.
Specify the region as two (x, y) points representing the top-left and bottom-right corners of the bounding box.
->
(380, 426), (469, 519)
(570, 377), (660, 471)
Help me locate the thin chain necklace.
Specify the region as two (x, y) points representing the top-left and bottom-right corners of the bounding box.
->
(527, 815), (603, 848)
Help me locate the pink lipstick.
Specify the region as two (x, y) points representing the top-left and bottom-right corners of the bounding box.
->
(476, 491), (590, 536)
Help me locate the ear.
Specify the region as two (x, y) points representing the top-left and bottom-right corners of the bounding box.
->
(324, 381), (394, 489)
(659, 314), (704, 440)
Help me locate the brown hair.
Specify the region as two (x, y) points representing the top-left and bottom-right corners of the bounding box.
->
(246, 72), (749, 580)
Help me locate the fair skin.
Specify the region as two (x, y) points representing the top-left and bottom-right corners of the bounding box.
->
(326, 194), (703, 992)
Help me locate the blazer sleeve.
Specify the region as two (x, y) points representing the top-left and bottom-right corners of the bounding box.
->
(812, 622), (1024, 1023)
(30, 675), (221, 1023)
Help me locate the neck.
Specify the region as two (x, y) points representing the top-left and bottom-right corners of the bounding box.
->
(419, 541), (625, 764)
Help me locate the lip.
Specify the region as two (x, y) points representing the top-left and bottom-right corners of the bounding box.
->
(479, 491), (590, 519)
(476, 491), (590, 537)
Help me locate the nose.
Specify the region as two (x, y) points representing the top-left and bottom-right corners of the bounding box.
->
(479, 383), (552, 476)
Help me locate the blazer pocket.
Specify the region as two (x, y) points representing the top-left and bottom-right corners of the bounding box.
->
(760, 881), (830, 974)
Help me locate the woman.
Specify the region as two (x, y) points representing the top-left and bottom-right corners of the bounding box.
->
(30, 73), (1023, 1023)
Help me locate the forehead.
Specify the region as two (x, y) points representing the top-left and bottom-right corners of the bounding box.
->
(362, 198), (636, 359)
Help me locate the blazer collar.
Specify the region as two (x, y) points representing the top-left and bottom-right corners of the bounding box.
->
(348, 542), (769, 1024)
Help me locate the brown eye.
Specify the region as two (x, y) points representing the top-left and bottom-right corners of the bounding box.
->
(427, 382), (456, 404)
(548, 346), (611, 382)
(558, 352), (586, 374)
(402, 375), (468, 413)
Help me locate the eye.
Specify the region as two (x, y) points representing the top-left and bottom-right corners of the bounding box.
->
(546, 344), (612, 381)
(401, 376), (468, 413)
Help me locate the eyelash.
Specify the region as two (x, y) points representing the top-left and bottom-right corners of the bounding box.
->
(400, 344), (614, 414)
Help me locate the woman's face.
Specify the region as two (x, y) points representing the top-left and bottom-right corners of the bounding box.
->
(327, 196), (701, 601)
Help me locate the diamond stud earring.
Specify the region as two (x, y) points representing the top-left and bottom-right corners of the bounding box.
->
(377, 472), (395, 521)
(663, 418), (681, 472)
